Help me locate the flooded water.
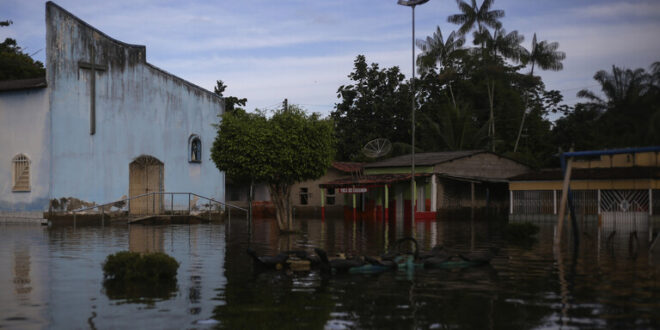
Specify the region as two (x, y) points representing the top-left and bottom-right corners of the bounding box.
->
(1, 215), (659, 329)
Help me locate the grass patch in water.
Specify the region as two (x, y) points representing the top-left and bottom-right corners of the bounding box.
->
(102, 251), (179, 281)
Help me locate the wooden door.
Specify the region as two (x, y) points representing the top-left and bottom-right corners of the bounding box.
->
(129, 156), (164, 215)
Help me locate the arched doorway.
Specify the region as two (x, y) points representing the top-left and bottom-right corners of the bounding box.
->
(129, 155), (164, 215)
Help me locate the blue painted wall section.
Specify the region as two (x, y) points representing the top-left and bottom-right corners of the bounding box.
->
(45, 2), (225, 207)
(0, 2), (225, 214)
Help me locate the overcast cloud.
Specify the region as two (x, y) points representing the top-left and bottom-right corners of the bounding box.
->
(2, 0), (659, 116)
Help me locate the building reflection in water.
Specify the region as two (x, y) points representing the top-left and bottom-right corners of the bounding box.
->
(128, 225), (164, 253)
(13, 245), (32, 297)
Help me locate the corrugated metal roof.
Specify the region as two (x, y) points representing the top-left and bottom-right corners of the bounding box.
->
(509, 167), (660, 181)
(0, 77), (47, 92)
(364, 150), (485, 168)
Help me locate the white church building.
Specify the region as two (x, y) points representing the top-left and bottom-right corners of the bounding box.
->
(0, 2), (225, 219)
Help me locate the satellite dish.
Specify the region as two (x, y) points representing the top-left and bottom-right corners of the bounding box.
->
(363, 138), (392, 158)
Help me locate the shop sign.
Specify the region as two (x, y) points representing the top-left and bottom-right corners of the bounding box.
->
(338, 187), (367, 194)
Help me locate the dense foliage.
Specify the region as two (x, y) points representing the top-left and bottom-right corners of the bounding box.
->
(102, 251), (179, 281)
(331, 1), (567, 167)
(0, 20), (46, 80)
(553, 62), (660, 150)
(212, 105), (335, 231)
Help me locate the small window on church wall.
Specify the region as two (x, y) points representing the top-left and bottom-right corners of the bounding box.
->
(12, 154), (30, 192)
(189, 135), (201, 163)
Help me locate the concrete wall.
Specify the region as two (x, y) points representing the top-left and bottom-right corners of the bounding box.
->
(0, 88), (50, 213)
(45, 3), (224, 206)
(572, 151), (660, 169)
(291, 168), (348, 207)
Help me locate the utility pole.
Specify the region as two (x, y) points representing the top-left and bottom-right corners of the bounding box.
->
(283, 98), (288, 111)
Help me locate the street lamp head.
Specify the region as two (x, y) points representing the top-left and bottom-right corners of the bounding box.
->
(397, 0), (430, 7)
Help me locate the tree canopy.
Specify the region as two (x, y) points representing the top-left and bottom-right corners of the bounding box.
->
(553, 62), (660, 149)
(0, 20), (46, 80)
(331, 0), (569, 167)
(212, 105), (335, 231)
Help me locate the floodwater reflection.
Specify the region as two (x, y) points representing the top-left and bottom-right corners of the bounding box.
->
(0, 214), (659, 329)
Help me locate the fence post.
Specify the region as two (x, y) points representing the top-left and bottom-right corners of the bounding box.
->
(171, 194), (174, 215)
(188, 193), (191, 216)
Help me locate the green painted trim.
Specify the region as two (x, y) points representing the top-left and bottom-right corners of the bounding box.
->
(364, 166), (434, 175)
(321, 189), (325, 207)
(385, 185), (389, 208)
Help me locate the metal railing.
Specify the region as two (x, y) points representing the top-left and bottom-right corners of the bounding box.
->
(70, 192), (246, 226)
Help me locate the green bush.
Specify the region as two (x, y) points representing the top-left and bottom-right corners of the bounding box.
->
(103, 251), (179, 281)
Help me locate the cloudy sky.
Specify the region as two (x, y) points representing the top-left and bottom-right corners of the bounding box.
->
(2, 0), (659, 117)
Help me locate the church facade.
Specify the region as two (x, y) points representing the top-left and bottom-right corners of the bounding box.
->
(0, 2), (225, 218)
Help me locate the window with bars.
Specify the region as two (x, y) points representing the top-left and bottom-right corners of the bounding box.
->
(12, 154), (30, 192)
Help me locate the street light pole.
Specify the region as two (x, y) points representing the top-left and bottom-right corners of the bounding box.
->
(398, 0), (428, 223)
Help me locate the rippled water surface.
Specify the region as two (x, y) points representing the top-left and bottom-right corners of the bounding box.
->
(1, 215), (659, 329)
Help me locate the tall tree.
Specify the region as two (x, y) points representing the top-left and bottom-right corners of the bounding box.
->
(447, 0), (504, 44)
(416, 27), (465, 74)
(416, 27), (465, 108)
(522, 33), (566, 76)
(514, 33), (565, 152)
(448, 0), (505, 151)
(0, 20), (46, 80)
(332, 55), (411, 161)
(211, 106), (335, 232)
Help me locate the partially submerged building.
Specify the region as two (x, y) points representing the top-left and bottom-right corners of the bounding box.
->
(0, 2), (224, 219)
(320, 150), (530, 221)
(226, 162), (364, 217)
(509, 149), (660, 222)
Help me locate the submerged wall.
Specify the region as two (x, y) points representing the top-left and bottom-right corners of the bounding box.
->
(46, 2), (224, 206)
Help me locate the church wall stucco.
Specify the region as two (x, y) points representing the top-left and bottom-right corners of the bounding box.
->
(0, 88), (51, 212)
(45, 3), (225, 207)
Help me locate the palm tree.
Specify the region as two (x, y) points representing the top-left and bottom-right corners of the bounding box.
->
(522, 33), (566, 76)
(514, 33), (565, 152)
(448, 0), (504, 151)
(448, 0), (504, 43)
(474, 28), (526, 62)
(577, 65), (649, 110)
(416, 27), (465, 108)
(415, 27), (465, 74)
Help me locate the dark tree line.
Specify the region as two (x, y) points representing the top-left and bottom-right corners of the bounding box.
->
(331, 0), (657, 168)
(553, 62), (660, 151)
(0, 20), (45, 80)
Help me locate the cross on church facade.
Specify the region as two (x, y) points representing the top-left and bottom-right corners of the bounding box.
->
(78, 46), (107, 135)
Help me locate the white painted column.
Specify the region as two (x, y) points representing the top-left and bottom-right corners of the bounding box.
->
(510, 190), (514, 214)
(553, 190), (557, 215)
(597, 189), (601, 215)
(431, 174), (437, 212)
